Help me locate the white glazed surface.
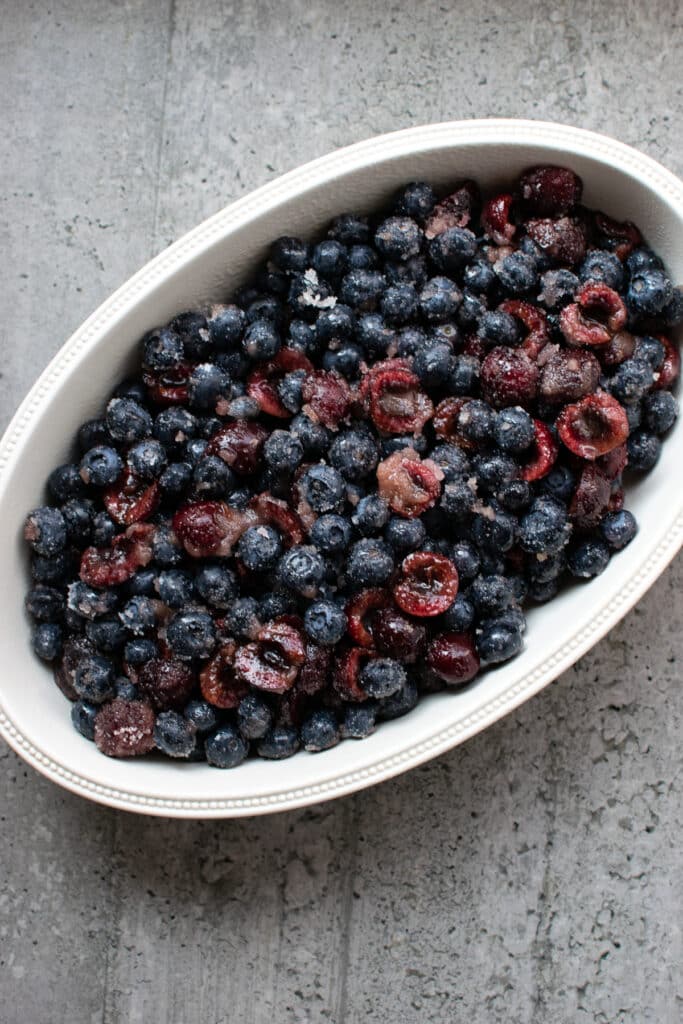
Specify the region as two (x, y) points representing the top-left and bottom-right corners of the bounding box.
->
(1, 119), (681, 818)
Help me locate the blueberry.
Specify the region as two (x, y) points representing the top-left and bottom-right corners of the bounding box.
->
(152, 524), (183, 566)
(374, 216), (422, 261)
(396, 325), (430, 356)
(660, 288), (683, 327)
(237, 525), (282, 572)
(599, 509), (637, 550)
(288, 270), (336, 319)
(224, 596), (261, 638)
(117, 378), (156, 405)
(228, 394), (263, 418)
(31, 550), (73, 585)
(352, 495), (389, 536)
(469, 575), (517, 618)
(153, 406), (197, 452)
(356, 314), (395, 357)
(243, 319), (281, 360)
(430, 442), (470, 481)
(477, 309), (519, 347)
(626, 248), (663, 277)
(494, 406), (535, 453)
(287, 319), (319, 356)
(209, 304), (247, 350)
(246, 295), (284, 326)
(377, 678), (419, 720)
(127, 439), (167, 481)
(627, 268), (673, 318)
(171, 311), (212, 360)
(567, 538), (611, 578)
(328, 213), (369, 245)
(442, 595), (475, 632)
(142, 326), (184, 370)
(346, 538), (394, 588)
(428, 227), (477, 274)
(74, 655), (115, 703)
(380, 434), (429, 457)
(190, 455), (234, 498)
(237, 693), (273, 740)
(160, 461), (193, 494)
(85, 616), (127, 652)
(413, 343), (455, 387)
(527, 579), (559, 603)
(518, 235), (551, 272)
(316, 304), (356, 344)
(463, 260), (497, 295)
(289, 413), (331, 456)
(205, 725), (249, 768)
(457, 292), (487, 330)
(347, 243), (378, 270)
(263, 430), (304, 474)
(643, 391), (678, 434)
(119, 595), (157, 635)
(458, 399), (494, 446)
(329, 429), (379, 481)
(450, 540), (481, 582)
(155, 570), (194, 608)
(78, 418), (111, 452)
(226, 486), (254, 510)
(105, 397), (152, 443)
(579, 250), (624, 290)
(67, 581), (118, 620)
(257, 726), (300, 760)
(519, 497), (572, 554)
(394, 181), (436, 223)
(270, 235), (310, 272)
(154, 711), (197, 758)
(301, 709), (340, 752)
(31, 622), (63, 660)
(258, 592), (296, 621)
(24, 506), (67, 557)
(304, 600), (346, 646)
(310, 514), (352, 554)
(494, 251), (538, 295)
(71, 700), (98, 740)
(476, 622), (523, 665)
(626, 431), (661, 471)
(537, 268), (580, 309)
(539, 465), (575, 504)
(187, 363), (231, 411)
(625, 403), (643, 432)
(300, 464), (346, 513)
(215, 349), (250, 380)
(381, 282), (419, 325)
(525, 550), (567, 584)
(609, 358), (654, 405)
(24, 585), (63, 622)
(114, 678), (140, 701)
(341, 703), (377, 739)
(48, 463), (87, 502)
(449, 354), (480, 395)
(78, 445), (123, 488)
(124, 638), (159, 665)
(339, 269), (387, 312)
(167, 609), (216, 659)
(472, 505), (517, 553)
(634, 335), (666, 370)
(61, 498), (94, 546)
(472, 453), (518, 495)
(385, 516), (426, 553)
(185, 700), (219, 735)
(312, 239), (348, 279)
(321, 342), (364, 380)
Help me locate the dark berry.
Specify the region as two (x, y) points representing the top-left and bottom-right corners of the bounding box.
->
(278, 545), (325, 598)
(412, 343), (455, 387)
(154, 710), (197, 758)
(377, 678), (419, 720)
(538, 268), (579, 309)
(205, 724), (249, 768)
(127, 439), (167, 481)
(48, 463), (87, 502)
(519, 497), (571, 555)
(94, 699), (156, 757)
(494, 251), (538, 294)
(626, 431), (661, 472)
(171, 311), (212, 360)
(73, 655), (115, 703)
(124, 638), (158, 665)
(579, 250), (624, 290)
(105, 398), (152, 443)
(352, 495), (389, 536)
(609, 358), (654, 405)
(302, 600), (346, 646)
(493, 406), (535, 453)
(155, 569), (194, 608)
(67, 581), (118, 620)
(166, 609), (216, 659)
(464, 260), (496, 294)
(257, 726), (300, 759)
(395, 181), (437, 222)
(643, 390), (678, 434)
(600, 510), (637, 550)
(476, 622), (523, 665)
(290, 413), (331, 457)
(184, 699), (219, 735)
(457, 399), (494, 446)
(428, 227), (477, 274)
(85, 616), (126, 652)
(469, 574), (518, 617)
(236, 693), (273, 740)
(449, 355), (480, 395)
(567, 538), (611, 578)
(441, 595), (475, 633)
(341, 703), (377, 739)
(270, 235), (310, 272)
(300, 465), (346, 513)
(627, 268), (673, 318)
(243, 319), (281, 360)
(385, 515), (426, 553)
(472, 505), (517, 554)
(119, 595), (156, 635)
(419, 276), (463, 323)
(193, 455), (235, 497)
(358, 658), (404, 699)
(186, 363), (231, 411)
(346, 538), (394, 589)
(71, 700), (98, 740)
(478, 310), (519, 347)
(237, 525), (282, 572)
(375, 216), (422, 261)
(31, 622), (63, 660)
(310, 513), (352, 554)
(209, 304), (247, 350)
(24, 506), (67, 557)
(356, 314), (395, 357)
(142, 326), (184, 370)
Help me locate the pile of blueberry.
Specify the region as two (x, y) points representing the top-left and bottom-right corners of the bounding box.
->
(23, 164), (682, 767)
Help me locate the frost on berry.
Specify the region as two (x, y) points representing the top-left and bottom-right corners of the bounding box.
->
(80, 522), (155, 587)
(301, 370), (351, 429)
(94, 699), (156, 757)
(424, 180), (481, 237)
(205, 420), (268, 473)
(539, 347), (601, 403)
(173, 501), (257, 557)
(480, 347), (539, 408)
(525, 217), (586, 266)
(518, 165), (583, 215)
(376, 447), (443, 518)
(104, 470), (160, 525)
(138, 658), (197, 711)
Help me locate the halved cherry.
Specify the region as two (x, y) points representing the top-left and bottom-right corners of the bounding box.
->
(173, 500), (257, 557)
(557, 392), (629, 460)
(560, 282), (627, 347)
(333, 646), (373, 702)
(393, 552), (459, 617)
(346, 588), (391, 647)
(79, 522), (155, 587)
(519, 420), (559, 481)
(480, 347), (539, 408)
(427, 632), (480, 686)
(249, 492), (305, 546)
(600, 331), (636, 367)
(143, 362), (193, 405)
(205, 420), (268, 474)
(596, 443), (628, 480)
(518, 165), (583, 215)
(247, 348), (314, 417)
(653, 334), (680, 390)
(539, 347), (601, 403)
(376, 448), (443, 518)
(301, 369), (351, 429)
(368, 366), (433, 435)
(525, 217), (586, 266)
(103, 470), (160, 525)
(234, 641), (299, 694)
(499, 299), (550, 359)
(297, 642), (332, 695)
(569, 464), (612, 529)
(594, 211), (642, 260)
(424, 180), (481, 237)
(372, 607), (426, 663)
(482, 193), (516, 245)
(137, 658), (197, 712)
(200, 644), (249, 708)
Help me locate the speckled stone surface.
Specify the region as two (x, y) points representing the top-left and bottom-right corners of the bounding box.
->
(1, 2), (681, 1021)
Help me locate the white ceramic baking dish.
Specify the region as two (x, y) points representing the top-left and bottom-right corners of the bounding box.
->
(1, 119), (681, 817)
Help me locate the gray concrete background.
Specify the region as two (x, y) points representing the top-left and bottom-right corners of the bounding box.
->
(1, 1), (681, 1021)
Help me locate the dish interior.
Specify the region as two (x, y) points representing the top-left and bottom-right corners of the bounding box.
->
(1, 128), (682, 810)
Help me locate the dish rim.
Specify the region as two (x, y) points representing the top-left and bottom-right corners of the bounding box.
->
(2, 117), (683, 817)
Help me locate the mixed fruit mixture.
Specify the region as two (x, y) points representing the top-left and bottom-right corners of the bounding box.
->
(23, 165), (682, 767)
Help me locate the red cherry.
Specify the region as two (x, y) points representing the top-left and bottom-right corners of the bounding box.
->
(560, 282), (627, 347)
(79, 522), (155, 587)
(594, 211), (642, 260)
(376, 448), (443, 518)
(103, 469), (160, 525)
(94, 699), (156, 757)
(247, 348), (314, 418)
(482, 193), (516, 245)
(205, 420), (268, 474)
(427, 632), (480, 686)
(333, 646), (373, 702)
(480, 347), (539, 408)
(301, 369), (351, 429)
(569, 464), (612, 529)
(557, 392), (629, 460)
(518, 165), (583, 215)
(539, 347), (601, 403)
(250, 492), (305, 546)
(173, 501), (257, 557)
(654, 334), (680, 390)
(393, 552), (459, 617)
(519, 420), (559, 482)
(368, 366), (433, 435)
(424, 180), (481, 237)
(499, 299), (550, 359)
(138, 658), (197, 711)
(371, 607), (427, 663)
(525, 217), (586, 266)
(200, 644), (248, 709)
(346, 588), (391, 648)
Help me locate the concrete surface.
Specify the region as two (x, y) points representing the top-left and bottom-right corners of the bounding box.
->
(1, 1), (682, 1021)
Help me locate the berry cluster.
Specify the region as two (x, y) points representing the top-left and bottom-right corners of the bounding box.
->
(24, 165), (681, 767)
